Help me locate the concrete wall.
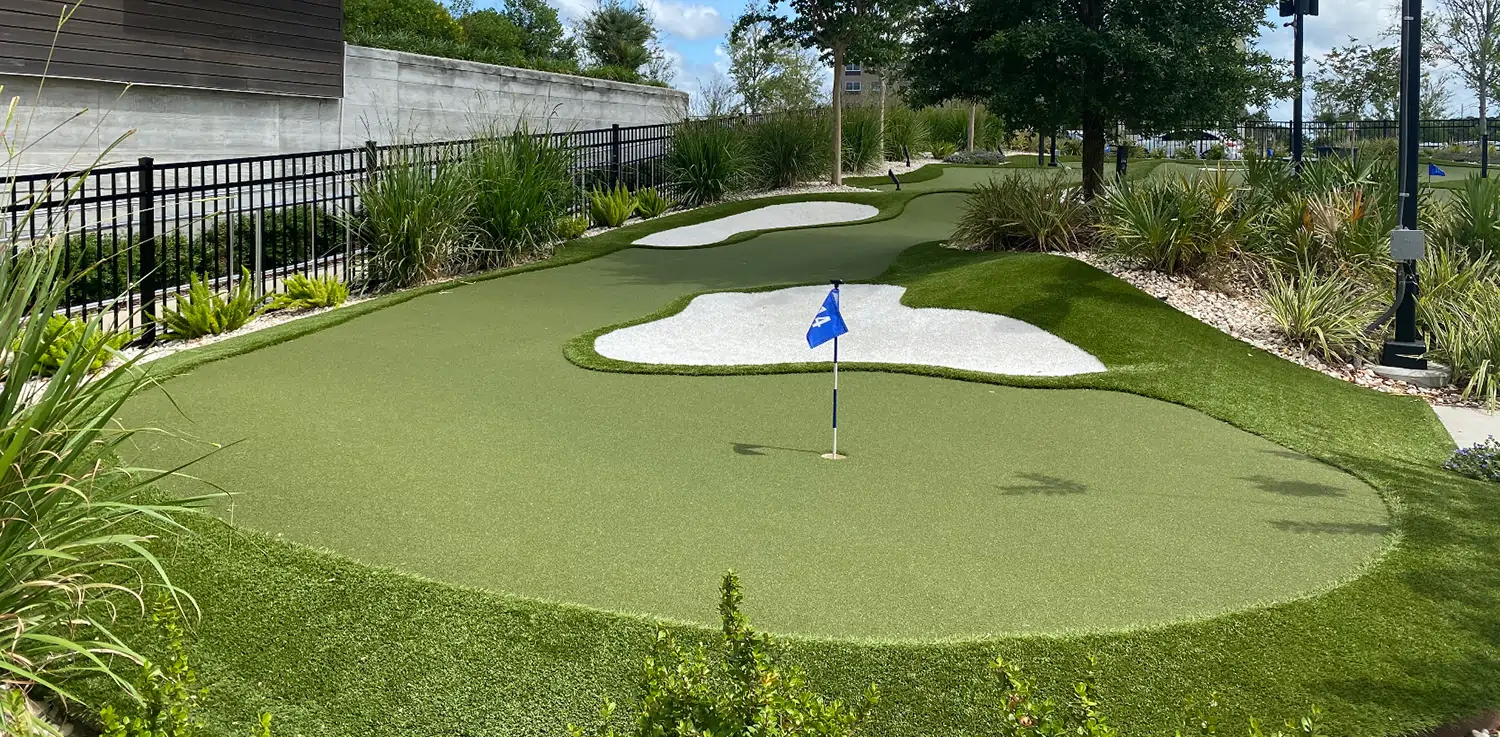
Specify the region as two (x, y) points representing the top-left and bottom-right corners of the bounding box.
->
(2, 44), (688, 174)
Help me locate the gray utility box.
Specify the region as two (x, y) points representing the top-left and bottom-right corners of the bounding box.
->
(1390, 229), (1426, 261)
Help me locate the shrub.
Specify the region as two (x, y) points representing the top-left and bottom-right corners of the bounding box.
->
(1446, 437), (1500, 482)
(589, 183), (637, 228)
(951, 174), (1093, 252)
(1097, 175), (1247, 275)
(634, 187), (672, 218)
(1060, 138), (1082, 157)
(1203, 143), (1227, 160)
(1173, 145), (1200, 160)
(1424, 279), (1500, 409)
(932, 141), (959, 159)
(465, 126), (573, 268)
(667, 120), (746, 206)
(158, 269), (263, 341)
(266, 275), (348, 312)
(1261, 266), (1378, 362)
(1006, 129), (1038, 153)
(353, 146), (472, 289)
(883, 106), (929, 161)
(841, 105), (884, 174)
(12, 314), (127, 377)
(459, 8), (525, 52)
(746, 110), (831, 189)
(945, 150), (1008, 165)
(557, 215), (591, 240)
(568, 572), (878, 737)
(1151, 147), (1167, 159)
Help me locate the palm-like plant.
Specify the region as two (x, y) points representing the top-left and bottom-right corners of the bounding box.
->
(581, 0), (652, 72)
(950, 174), (1094, 252)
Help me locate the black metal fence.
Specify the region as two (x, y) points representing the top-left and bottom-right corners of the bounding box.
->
(1113, 118), (1500, 163)
(2, 121), (682, 342)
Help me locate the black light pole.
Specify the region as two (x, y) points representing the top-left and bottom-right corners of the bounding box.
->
(1280, 0), (1316, 170)
(1381, 0), (1428, 369)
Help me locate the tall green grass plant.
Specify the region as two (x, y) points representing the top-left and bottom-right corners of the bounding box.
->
(464, 126), (573, 269)
(746, 111), (831, 189)
(353, 146), (472, 289)
(667, 120), (746, 206)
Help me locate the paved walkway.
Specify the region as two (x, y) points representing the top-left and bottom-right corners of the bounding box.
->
(1435, 405), (1500, 447)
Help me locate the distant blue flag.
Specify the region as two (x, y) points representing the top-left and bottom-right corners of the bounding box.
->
(1429, 162), (1447, 176)
(806, 286), (849, 349)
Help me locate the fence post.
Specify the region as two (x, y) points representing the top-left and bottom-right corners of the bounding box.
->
(1483, 130), (1490, 179)
(364, 140), (379, 185)
(610, 124), (622, 187)
(1115, 143), (1128, 182)
(136, 157), (157, 344)
(253, 210), (265, 300)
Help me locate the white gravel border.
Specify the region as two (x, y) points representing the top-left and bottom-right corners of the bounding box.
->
(633, 202), (881, 248)
(595, 284), (1106, 377)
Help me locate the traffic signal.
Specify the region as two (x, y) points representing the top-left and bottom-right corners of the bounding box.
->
(1279, 0), (1318, 15)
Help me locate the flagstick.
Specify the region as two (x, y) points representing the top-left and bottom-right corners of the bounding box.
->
(823, 282), (845, 461)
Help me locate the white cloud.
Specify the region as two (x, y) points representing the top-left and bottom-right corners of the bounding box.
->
(642, 0), (729, 40)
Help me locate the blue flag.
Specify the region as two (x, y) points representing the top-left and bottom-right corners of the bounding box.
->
(1429, 162), (1446, 176)
(806, 286), (848, 349)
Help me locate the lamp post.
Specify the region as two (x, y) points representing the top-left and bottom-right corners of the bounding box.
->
(1378, 0), (1432, 373)
(1280, 0), (1317, 170)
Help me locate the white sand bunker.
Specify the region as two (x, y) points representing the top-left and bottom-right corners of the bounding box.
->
(633, 202), (880, 247)
(595, 284), (1106, 376)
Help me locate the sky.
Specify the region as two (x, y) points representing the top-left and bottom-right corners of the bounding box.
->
(474, 0), (1486, 121)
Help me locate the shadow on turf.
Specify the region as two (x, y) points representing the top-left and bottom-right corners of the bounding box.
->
(1268, 520), (1391, 535)
(998, 473), (1089, 495)
(1240, 474), (1348, 498)
(732, 442), (823, 457)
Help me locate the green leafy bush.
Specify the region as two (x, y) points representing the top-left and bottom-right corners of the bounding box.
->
(667, 120), (746, 206)
(266, 275), (348, 312)
(1438, 176), (1500, 259)
(1446, 437), (1500, 482)
(1006, 129), (1038, 153)
(634, 187), (672, 219)
(1203, 144), (1227, 160)
(1061, 138), (1083, 157)
(841, 105), (884, 173)
(951, 174), (1093, 252)
(1424, 278), (1500, 409)
(883, 106), (929, 161)
(569, 572), (878, 737)
(12, 314), (127, 377)
(1151, 147), (1167, 159)
(1261, 267), (1378, 362)
(466, 126), (573, 268)
(557, 215), (591, 240)
(589, 183), (637, 228)
(932, 141), (958, 159)
(353, 147), (472, 289)
(1097, 175), (1247, 275)
(746, 110), (831, 190)
(345, 0), (462, 42)
(1173, 146), (1200, 160)
(158, 269), (263, 341)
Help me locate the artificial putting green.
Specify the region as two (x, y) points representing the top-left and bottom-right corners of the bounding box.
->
(96, 188), (1500, 737)
(121, 191), (1384, 640)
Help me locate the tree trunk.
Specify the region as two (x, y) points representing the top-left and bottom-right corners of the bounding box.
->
(1082, 113), (1106, 197)
(832, 44), (845, 185)
(967, 103), (977, 151)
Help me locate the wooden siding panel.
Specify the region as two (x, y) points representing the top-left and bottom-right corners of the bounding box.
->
(0, 0), (344, 98)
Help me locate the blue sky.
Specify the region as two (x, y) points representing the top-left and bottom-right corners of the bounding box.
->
(476, 0), (1484, 121)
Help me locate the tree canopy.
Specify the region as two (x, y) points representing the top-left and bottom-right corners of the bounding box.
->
(727, 0), (825, 115)
(906, 0), (1283, 195)
(581, 0), (658, 77)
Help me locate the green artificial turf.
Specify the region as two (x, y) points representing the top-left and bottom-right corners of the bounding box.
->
(90, 190), (1500, 737)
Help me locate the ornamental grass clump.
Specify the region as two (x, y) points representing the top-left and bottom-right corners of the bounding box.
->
(951, 174), (1093, 252)
(841, 105), (884, 174)
(0, 238), (212, 706)
(1446, 437), (1500, 482)
(633, 187), (672, 219)
(1261, 266), (1379, 363)
(883, 106), (929, 161)
(464, 126), (573, 268)
(588, 183), (637, 228)
(667, 119), (746, 206)
(923, 106), (970, 152)
(353, 145), (472, 289)
(746, 110), (831, 190)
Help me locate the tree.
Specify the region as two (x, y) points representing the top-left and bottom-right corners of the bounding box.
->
(581, 0), (657, 78)
(1427, 0), (1500, 134)
(502, 0), (576, 63)
(459, 9), (526, 58)
(751, 0), (913, 183)
(727, 1), (825, 114)
(692, 75), (740, 117)
(1311, 40), (1401, 120)
(905, 0), (1283, 196)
